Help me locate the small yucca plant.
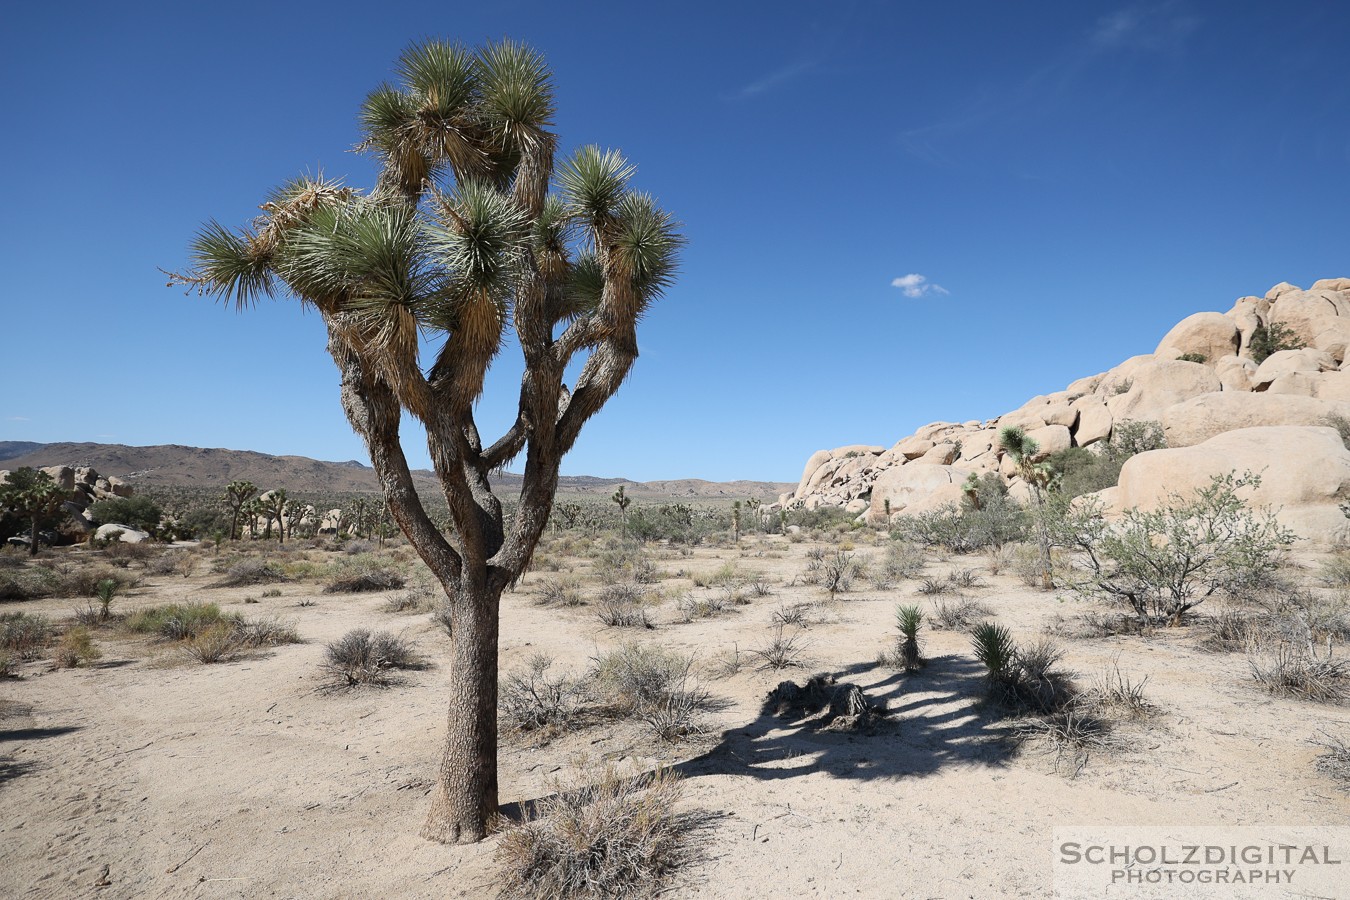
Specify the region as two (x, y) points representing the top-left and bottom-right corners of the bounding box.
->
(972, 621), (1018, 694)
(94, 578), (119, 622)
(895, 604), (926, 672)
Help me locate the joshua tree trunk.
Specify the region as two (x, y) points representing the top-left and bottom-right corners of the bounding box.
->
(1030, 487), (1053, 590)
(28, 516), (39, 556)
(421, 581), (500, 842)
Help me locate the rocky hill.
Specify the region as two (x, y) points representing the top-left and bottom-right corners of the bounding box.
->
(778, 278), (1350, 541)
(0, 442), (789, 501)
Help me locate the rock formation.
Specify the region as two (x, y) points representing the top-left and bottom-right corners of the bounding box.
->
(777, 279), (1350, 541)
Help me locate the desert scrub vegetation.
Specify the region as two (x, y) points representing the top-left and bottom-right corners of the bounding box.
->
(322, 629), (424, 687)
(53, 626), (102, 668)
(324, 557), (407, 593)
(879, 605), (926, 671)
(1313, 731), (1350, 789)
(596, 583), (654, 629)
(929, 596), (995, 631)
(209, 557), (288, 588)
(125, 601), (300, 663)
(2, 612), (53, 661)
(749, 625), (808, 670)
(1053, 472), (1294, 626)
(535, 576), (585, 607)
(500, 654), (590, 737)
(494, 765), (701, 900)
(590, 643), (709, 742)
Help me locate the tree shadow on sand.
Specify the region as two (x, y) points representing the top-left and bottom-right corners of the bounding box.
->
(673, 652), (1015, 784)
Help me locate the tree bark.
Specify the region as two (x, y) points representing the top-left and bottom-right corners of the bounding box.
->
(420, 576), (500, 843)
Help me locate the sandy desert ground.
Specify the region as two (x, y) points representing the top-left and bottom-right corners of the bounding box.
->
(3, 531), (1350, 899)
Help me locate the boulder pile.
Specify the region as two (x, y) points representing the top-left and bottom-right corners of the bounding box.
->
(776, 279), (1350, 541)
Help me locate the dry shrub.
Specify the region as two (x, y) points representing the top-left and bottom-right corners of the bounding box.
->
(53, 627), (101, 668)
(495, 766), (699, 900)
(929, 596), (994, 631)
(385, 577), (440, 613)
(596, 586), (654, 629)
(1313, 731), (1350, 789)
(322, 628), (423, 687)
(324, 565), (405, 594)
(55, 565), (139, 598)
(1248, 640), (1349, 703)
(210, 559), (287, 588)
(183, 622), (239, 664)
(1, 612), (53, 659)
(674, 593), (727, 622)
(1046, 610), (1150, 641)
(536, 577), (585, 607)
(0, 566), (60, 600)
(501, 654), (589, 736)
(749, 626), (807, 670)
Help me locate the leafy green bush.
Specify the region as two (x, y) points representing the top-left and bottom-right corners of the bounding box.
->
(1046, 420), (1167, 499)
(87, 496), (164, 534)
(1248, 321), (1304, 364)
(1057, 472), (1295, 625)
(125, 601), (233, 640)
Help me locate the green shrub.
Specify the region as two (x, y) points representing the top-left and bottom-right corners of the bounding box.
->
(87, 496), (164, 533)
(1056, 472), (1295, 625)
(1176, 352), (1207, 363)
(125, 601), (233, 641)
(1248, 321), (1304, 364)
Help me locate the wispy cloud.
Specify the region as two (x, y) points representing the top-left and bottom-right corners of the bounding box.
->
(1090, 3), (1201, 53)
(730, 59), (816, 101)
(6, 416), (29, 422)
(898, 3), (1202, 169)
(891, 274), (949, 298)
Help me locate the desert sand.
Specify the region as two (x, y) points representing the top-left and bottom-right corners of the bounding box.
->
(3, 533), (1349, 899)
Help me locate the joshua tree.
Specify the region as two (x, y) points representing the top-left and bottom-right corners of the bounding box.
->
(998, 426), (1055, 589)
(0, 467), (69, 556)
(611, 484), (631, 536)
(261, 489), (289, 544)
(168, 39), (681, 844)
(731, 500), (742, 543)
(222, 480), (257, 541)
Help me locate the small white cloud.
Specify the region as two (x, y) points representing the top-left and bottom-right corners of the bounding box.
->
(6, 416), (29, 422)
(891, 273), (949, 299)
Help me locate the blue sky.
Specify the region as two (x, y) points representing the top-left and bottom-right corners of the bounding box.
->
(2, 1), (1347, 483)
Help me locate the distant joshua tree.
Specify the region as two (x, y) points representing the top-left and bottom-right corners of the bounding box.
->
(0, 467), (69, 555)
(222, 480), (257, 541)
(168, 39), (681, 844)
(999, 426), (1055, 589)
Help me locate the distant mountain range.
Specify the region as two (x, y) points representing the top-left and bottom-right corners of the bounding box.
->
(0, 441), (790, 501)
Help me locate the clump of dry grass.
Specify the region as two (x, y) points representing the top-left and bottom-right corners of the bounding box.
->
(210, 558), (288, 588)
(494, 765), (700, 900)
(324, 564), (405, 594)
(1248, 639), (1349, 703)
(53, 627), (101, 668)
(1, 612), (53, 660)
(929, 596), (994, 631)
(749, 626), (807, 670)
(322, 629), (424, 687)
(536, 577), (585, 607)
(1313, 731), (1350, 789)
(596, 584), (654, 629)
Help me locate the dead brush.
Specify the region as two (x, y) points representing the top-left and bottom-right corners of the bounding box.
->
(500, 654), (589, 737)
(929, 596), (994, 631)
(1312, 730), (1350, 789)
(209, 558), (288, 588)
(749, 625), (807, 670)
(1083, 657), (1154, 719)
(383, 578), (439, 613)
(494, 765), (701, 900)
(1198, 605), (1270, 652)
(916, 575), (949, 596)
(596, 584), (654, 629)
(324, 564), (406, 594)
(949, 568), (982, 589)
(1247, 637), (1349, 703)
(536, 577), (585, 607)
(1017, 703), (1115, 776)
(322, 628), (424, 687)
